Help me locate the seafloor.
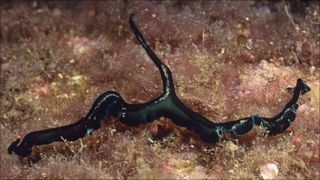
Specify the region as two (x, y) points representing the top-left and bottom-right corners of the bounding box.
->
(1, 1), (319, 179)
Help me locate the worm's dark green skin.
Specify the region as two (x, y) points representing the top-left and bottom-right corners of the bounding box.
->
(8, 14), (311, 157)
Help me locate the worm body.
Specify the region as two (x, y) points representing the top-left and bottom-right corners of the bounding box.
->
(8, 14), (311, 157)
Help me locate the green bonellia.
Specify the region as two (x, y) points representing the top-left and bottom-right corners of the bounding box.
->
(8, 14), (311, 158)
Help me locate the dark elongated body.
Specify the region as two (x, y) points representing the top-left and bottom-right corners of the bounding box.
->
(8, 14), (311, 157)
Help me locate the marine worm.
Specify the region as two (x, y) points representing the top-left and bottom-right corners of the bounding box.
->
(8, 14), (311, 157)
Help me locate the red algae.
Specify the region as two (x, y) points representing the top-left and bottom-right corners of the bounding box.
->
(1, 1), (319, 179)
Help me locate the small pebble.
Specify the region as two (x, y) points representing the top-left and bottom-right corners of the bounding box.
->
(260, 162), (279, 179)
